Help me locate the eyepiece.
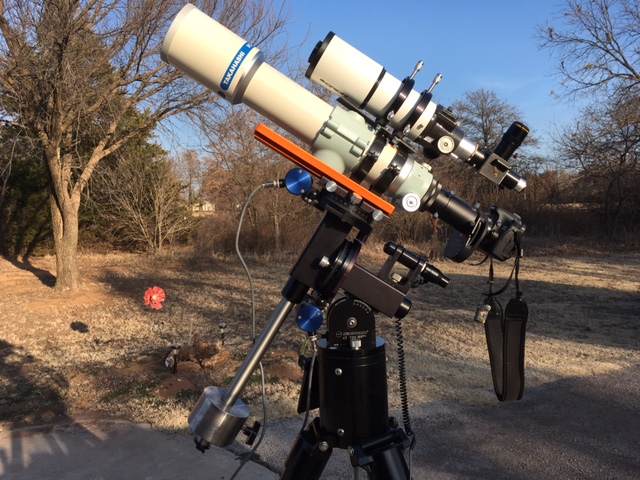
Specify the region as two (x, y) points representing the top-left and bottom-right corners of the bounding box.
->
(493, 121), (529, 162)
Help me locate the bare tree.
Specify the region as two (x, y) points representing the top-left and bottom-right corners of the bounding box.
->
(93, 150), (197, 253)
(0, 0), (291, 290)
(451, 89), (527, 150)
(538, 0), (640, 98)
(554, 91), (640, 237)
(175, 150), (203, 205)
(201, 106), (315, 254)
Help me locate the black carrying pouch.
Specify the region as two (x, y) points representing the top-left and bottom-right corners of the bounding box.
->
(479, 240), (528, 401)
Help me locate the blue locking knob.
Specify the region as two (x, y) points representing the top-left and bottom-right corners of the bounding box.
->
(296, 304), (323, 333)
(285, 168), (313, 196)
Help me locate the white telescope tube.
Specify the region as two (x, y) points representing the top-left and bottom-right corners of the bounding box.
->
(306, 32), (402, 116)
(161, 5), (383, 186)
(161, 4), (332, 145)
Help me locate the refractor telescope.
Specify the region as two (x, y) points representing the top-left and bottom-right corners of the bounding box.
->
(161, 4), (526, 259)
(161, 5), (530, 459)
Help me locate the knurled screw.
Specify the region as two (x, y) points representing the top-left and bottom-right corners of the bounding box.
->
(371, 209), (384, 222)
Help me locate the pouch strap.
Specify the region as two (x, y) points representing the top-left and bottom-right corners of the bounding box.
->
(483, 234), (527, 401)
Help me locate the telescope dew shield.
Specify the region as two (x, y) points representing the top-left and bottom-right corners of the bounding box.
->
(161, 3), (332, 145)
(161, 4), (261, 104)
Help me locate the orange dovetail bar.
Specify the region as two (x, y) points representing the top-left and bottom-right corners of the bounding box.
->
(254, 124), (395, 217)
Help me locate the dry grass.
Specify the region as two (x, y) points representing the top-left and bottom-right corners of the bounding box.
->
(1, 247), (639, 438)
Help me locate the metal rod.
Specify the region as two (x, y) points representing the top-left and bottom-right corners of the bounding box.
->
(221, 297), (296, 409)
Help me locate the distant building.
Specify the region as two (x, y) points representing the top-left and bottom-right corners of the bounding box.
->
(192, 201), (215, 215)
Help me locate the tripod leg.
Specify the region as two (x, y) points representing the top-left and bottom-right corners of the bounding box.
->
(281, 418), (332, 480)
(363, 445), (410, 480)
(350, 429), (411, 480)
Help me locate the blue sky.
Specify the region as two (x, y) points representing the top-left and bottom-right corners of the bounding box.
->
(284, 0), (573, 154)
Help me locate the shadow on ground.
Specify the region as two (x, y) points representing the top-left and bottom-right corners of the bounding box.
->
(253, 365), (640, 479)
(2, 256), (56, 287)
(0, 416), (277, 480)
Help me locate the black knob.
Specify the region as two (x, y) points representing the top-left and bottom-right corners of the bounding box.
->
(242, 421), (261, 446)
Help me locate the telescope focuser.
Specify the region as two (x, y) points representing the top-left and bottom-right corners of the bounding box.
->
(464, 121), (530, 192)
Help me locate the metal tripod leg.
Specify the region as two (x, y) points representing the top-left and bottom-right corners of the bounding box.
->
(281, 418), (332, 480)
(350, 428), (411, 480)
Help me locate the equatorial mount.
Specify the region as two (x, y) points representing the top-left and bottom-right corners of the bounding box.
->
(188, 126), (451, 480)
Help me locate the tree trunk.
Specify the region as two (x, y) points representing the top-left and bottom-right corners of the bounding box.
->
(428, 218), (443, 261)
(273, 213), (281, 252)
(50, 193), (80, 291)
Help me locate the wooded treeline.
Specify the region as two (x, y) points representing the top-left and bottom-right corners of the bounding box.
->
(3, 98), (637, 259)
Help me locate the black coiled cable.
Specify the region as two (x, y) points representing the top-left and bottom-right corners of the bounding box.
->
(395, 316), (413, 438)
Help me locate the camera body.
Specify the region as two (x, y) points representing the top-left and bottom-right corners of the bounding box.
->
(444, 206), (525, 262)
(485, 207), (526, 261)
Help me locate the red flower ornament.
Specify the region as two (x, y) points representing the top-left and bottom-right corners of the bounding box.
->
(144, 286), (166, 310)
